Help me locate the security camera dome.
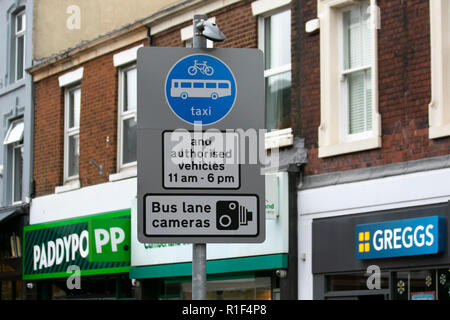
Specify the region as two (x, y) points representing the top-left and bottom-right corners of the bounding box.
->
(199, 20), (226, 42)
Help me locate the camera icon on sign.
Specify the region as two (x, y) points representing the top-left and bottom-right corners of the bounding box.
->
(216, 201), (253, 230)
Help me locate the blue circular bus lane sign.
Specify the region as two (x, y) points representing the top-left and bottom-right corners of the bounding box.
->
(165, 54), (237, 125)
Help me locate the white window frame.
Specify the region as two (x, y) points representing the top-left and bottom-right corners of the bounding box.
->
(12, 142), (23, 204)
(258, 8), (292, 79)
(338, 3), (373, 143)
(317, 0), (381, 158)
(4, 118), (24, 204)
(429, 0), (450, 139)
(117, 63), (137, 172)
(64, 85), (81, 183)
(3, 119), (24, 145)
(14, 10), (26, 82)
(258, 7), (293, 147)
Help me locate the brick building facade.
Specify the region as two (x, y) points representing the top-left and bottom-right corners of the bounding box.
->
(26, 0), (450, 300)
(33, 0), (260, 197)
(28, 0), (297, 300)
(298, 0), (450, 300)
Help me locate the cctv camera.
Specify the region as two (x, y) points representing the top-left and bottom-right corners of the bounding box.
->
(196, 20), (226, 42)
(275, 269), (287, 278)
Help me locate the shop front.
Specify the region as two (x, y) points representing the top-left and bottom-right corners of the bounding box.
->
(312, 201), (450, 300)
(0, 204), (28, 300)
(130, 172), (290, 300)
(22, 209), (132, 300)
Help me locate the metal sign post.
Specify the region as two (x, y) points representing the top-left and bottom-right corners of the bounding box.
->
(192, 14), (208, 301)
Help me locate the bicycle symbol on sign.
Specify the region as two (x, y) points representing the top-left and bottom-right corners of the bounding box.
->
(188, 60), (214, 76)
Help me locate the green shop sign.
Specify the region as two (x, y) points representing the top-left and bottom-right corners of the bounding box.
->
(23, 210), (131, 280)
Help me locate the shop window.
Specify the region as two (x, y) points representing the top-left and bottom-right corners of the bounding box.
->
(393, 269), (450, 300)
(0, 232), (21, 259)
(50, 276), (132, 300)
(160, 277), (272, 300)
(317, 0), (381, 158)
(392, 271), (408, 300)
(324, 268), (450, 300)
(1, 280), (22, 300)
(437, 269), (450, 300)
(326, 272), (389, 292)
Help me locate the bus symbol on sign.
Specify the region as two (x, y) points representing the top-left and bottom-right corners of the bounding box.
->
(165, 54), (237, 125)
(170, 79), (231, 100)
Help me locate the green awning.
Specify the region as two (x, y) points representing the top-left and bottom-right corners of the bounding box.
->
(129, 253), (288, 279)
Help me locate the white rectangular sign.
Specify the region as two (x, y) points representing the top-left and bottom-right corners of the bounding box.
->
(144, 194), (259, 238)
(163, 131), (240, 189)
(137, 47), (265, 243)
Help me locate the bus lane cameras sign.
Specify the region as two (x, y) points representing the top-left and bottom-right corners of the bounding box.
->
(137, 47), (265, 244)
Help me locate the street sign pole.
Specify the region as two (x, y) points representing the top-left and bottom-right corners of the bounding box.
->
(192, 14), (207, 301)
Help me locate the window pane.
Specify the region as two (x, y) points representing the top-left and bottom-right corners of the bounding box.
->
(124, 68), (137, 112)
(392, 271), (409, 300)
(365, 70), (372, 130)
(122, 117), (137, 165)
(348, 71), (365, 134)
(348, 70), (371, 134)
(410, 269), (435, 300)
(16, 13), (25, 33)
(265, 71), (291, 130)
(437, 269), (450, 301)
(3, 120), (24, 145)
(264, 10), (291, 70)
(69, 88), (80, 128)
(343, 4), (371, 70)
(16, 35), (24, 80)
(13, 146), (23, 203)
(68, 134), (79, 177)
(327, 273), (389, 291)
(362, 5), (372, 66)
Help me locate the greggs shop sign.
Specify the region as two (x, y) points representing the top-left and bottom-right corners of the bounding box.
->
(356, 216), (445, 260)
(23, 210), (131, 280)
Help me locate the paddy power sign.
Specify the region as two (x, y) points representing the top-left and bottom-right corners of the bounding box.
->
(23, 210), (130, 280)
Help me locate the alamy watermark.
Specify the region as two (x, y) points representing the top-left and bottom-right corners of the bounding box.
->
(366, 265), (381, 290)
(66, 264), (81, 290)
(66, 5), (81, 30)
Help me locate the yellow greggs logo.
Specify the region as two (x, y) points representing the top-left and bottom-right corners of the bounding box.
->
(358, 231), (370, 253)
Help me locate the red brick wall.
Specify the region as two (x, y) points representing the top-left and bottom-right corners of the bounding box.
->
(151, 0), (257, 49)
(33, 41), (146, 197)
(34, 75), (64, 196)
(34, 0), (447, 194)
(300, 0), (450, 176)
